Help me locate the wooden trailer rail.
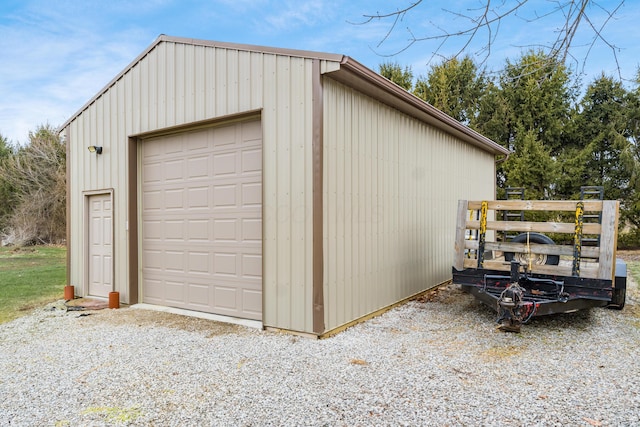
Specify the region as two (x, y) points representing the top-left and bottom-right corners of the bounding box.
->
(453, 200), (620, 281)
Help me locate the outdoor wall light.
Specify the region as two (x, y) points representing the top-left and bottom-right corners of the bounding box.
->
(88, 145), (103, 155)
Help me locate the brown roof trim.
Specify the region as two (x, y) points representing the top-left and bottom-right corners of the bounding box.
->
(326, 56), (509, 156)
(161, 35), (344, 62)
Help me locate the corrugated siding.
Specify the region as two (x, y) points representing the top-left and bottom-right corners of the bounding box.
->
(322, 78), (496, 331)
(65, 41), (321, 333)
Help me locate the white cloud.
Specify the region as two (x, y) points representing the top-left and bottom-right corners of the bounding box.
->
(0, 1), (153, 142)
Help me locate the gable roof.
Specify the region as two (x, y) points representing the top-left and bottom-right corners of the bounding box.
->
(61, 35), (508, 156)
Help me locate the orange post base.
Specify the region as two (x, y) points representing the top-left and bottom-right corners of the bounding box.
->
(64, 285), (74, 301)
(108, 291), (120, 309)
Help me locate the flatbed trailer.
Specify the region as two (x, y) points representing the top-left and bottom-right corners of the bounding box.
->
(451, 200), (627, 332)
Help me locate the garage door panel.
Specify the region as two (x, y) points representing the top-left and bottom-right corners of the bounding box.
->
(242, 120), (262, 141)
(144, 278), (164, 300)
(187, 186), (210, 208)
(213, 184), (237, 208)
(213, 252), (238, 276)
(242, 182), (262, 207)
(142, 190), (163, 211)
(164, 135), (185, 154)
(165, 280), (186, 304)
(187, 219), (211, 241)
(241, 218), (261, 242)
(187, 156), (210, 178)
(214, 286), (238, 310)
(186, 130), (209, 151)
(187, 283), (210, 307)
(164, 159), (185, 181)
(165, 250), (186, 273)
(187, 251), (210, 275)
(142, 119), (262, 320)
(241, 254), (262, 278)
(212, 125), (237, 147)
(143, 141), (164, 158)
(213, 152), (238, 176)
(242, 289), (262, 314)
(242, 148), (261, 173)
(143, 249), (163, 270)
(164, 220), (185, 240)
(143, 220), (163, 241)
(164, 189), (185, 210)
(213, 218), (238, 242)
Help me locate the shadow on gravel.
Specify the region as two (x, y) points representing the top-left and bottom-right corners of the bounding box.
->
(425, 282), (613, 334)
(80, 308), (248, 337)
(525, 309), (595, 331)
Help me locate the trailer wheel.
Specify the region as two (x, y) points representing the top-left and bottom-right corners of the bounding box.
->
(608, 275), (626, 310)
(504, 232), (560, 266)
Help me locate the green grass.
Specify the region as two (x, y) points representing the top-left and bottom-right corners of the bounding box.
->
(0, 246), (66, 324)
(629, 261), (640, 289)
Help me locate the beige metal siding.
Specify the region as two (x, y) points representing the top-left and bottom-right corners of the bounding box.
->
(322, 78), (496, 330)
(64, 36), (503, 334)
(65, 40), (321, 332)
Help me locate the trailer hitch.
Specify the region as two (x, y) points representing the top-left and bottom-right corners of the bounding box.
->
(496, 261), (535, 332)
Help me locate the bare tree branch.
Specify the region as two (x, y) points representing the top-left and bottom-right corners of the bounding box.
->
(355, 0), (625, 77)
(581, 1), (624, 79)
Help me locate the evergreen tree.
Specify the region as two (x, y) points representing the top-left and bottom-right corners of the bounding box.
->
(575, 76), (631, 198)
(474, 51), (578, 197)
(504, 129), (557, 200)
(625, 72), (640, 227)
(378, 62), (413, 91)
(573, 75), (637, 225)
(497, 51), (577, 156)
(413, 56), (486, 125)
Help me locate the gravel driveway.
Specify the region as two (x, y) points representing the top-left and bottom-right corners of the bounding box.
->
(1, 274), (639, 426)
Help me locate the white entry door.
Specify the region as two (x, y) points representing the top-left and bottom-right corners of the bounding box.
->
(88, 193), (113, 297)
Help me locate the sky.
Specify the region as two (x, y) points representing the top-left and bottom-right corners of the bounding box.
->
(1, 0), (639, 144)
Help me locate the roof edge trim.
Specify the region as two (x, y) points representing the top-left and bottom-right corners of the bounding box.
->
(335, 56), (509, 156)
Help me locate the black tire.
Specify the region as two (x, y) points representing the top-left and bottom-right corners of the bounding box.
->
(504, 232), (560, 266)
(608, 276), (627, 310)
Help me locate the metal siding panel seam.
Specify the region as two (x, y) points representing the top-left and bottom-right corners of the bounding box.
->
(289, 57), (308, 330)
(166, 43), (177, 125)
(215, 48), (227, 116)
(261, 54), (279, 327)
(227, 48), (239, 113)
(238, 50), (251, 112)
(205, 48), (216, 118)
(275, 54), (292, 328)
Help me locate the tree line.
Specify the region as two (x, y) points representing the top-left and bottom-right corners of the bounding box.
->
(0, 51), (638, 247)
(381, 51), (640, 247)
(0, 125), (65, 246)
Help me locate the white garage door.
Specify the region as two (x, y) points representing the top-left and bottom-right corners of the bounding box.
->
(141, 120), (262, 320)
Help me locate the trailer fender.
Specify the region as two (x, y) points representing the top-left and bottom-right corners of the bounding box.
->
(609, 259), (627, 310)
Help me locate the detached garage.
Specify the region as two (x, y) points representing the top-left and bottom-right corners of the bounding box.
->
(61, 35), (508, 337)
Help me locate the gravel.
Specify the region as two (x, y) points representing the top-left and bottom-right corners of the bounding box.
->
(1, 278), (639, 426)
